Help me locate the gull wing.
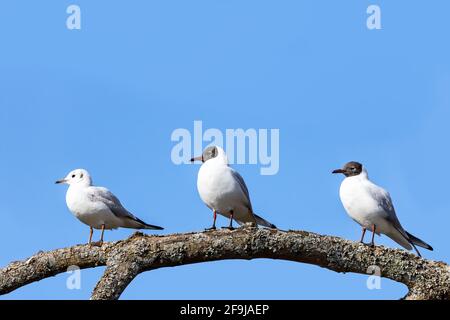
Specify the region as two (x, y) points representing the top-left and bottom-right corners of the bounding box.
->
(86, 186), (163, 230)
(88, 186), (138, 220)
(230, 168), (253, 212)
(229, 168), (277, 228)
(371, 186), (408, 237)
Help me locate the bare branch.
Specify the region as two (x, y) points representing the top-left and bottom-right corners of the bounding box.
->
(0, 244), (109, 295)
(91, 248), (142, 300)
(1, 226), (449, 300)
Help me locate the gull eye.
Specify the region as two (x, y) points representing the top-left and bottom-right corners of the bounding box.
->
(72, 174), (76, 178)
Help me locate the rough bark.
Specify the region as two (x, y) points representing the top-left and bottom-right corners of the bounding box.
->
(0, 225), (449, 300)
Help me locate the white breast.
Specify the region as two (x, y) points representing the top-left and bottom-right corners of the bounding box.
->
(197, 161), (253, 223)
(339, 176), (388, 230)
(66, 186), (121, 230)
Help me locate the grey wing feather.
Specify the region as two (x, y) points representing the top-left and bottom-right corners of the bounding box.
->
(230, 169), (253, 212)
(89, 187), (137, 220)
(230, 168), (276, 228)
(373, 188), (408, 236)
(87, 187), (163, 230)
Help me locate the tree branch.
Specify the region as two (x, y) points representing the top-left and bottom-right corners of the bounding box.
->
(1, 226), (449, 300)
(91, 251), (141, 300)
(0, 244), (109, 295)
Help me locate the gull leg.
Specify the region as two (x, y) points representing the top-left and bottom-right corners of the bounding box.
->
(100, 224), (105, 245)
(88, 227), (93, 245)
(359, 227), (367, 243)
(370, 225), (376, 247)
(411, 243), (422, 258)
(92, 224), (105, 247)
(100, 224), (105, 243)
(223, 211), (235, 230)
(205, 210), (217, 231)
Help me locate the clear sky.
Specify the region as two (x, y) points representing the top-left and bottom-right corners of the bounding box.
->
(0, 1), (449, 300)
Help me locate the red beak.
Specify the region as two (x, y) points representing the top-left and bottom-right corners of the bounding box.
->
(190, 155), (204, 163)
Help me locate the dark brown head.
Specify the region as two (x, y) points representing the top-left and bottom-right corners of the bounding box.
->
(332, 161), (363, 177)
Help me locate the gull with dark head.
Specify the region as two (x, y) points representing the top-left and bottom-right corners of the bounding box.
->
(332, 161), (433, 257)
(191, 146), (276, 230)
(56, 169), (163, 246)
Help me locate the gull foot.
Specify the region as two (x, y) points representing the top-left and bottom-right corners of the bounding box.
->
(205, 226), (217, 231)
(222, 227), (235, 231)
(90, 241), (104, 247)
(360, 242), (375, 248)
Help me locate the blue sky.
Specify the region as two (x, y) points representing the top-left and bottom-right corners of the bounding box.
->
(0, 0), (449, 299)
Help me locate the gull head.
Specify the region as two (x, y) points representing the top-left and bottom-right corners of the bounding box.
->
(56, 169), (92, 186)
(332, 161), (363, 177)
(190, 146), (228, 164)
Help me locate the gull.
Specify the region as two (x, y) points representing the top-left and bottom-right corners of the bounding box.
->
(191, 146), (276, 230)
(332, 161), (433, 257)
(56, 169), (163, 245)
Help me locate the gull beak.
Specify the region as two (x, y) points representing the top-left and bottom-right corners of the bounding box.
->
(55, 179), (67, 184)
(332, 169), (345, 174)
(190, 155), (204, 163)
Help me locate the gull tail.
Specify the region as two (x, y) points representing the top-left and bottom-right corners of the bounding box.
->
(390, 226), (432, 257)
(128, 216), (164, 230)
(405, 231), (433, 251)
(253, 213), (277, 229)
(142, 223), (164, 230)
